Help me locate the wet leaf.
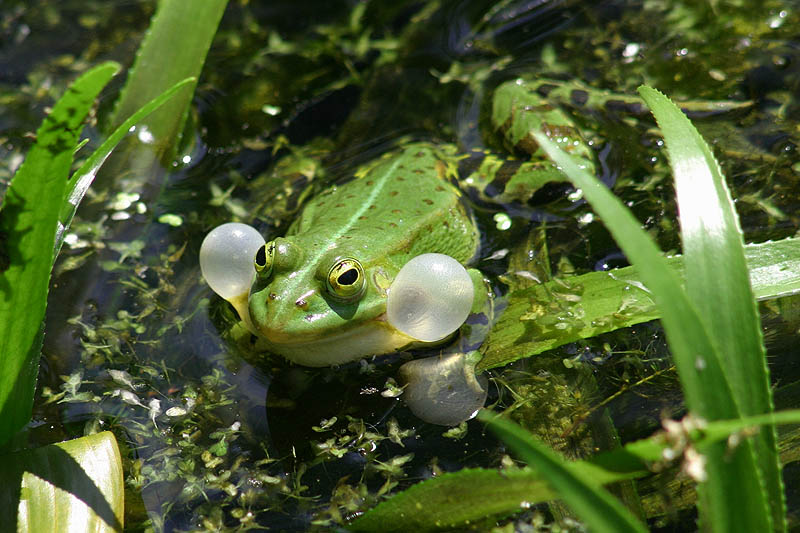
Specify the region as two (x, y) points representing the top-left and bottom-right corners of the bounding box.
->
(529, 86), (781, 532)
(479, 237), (800, 370)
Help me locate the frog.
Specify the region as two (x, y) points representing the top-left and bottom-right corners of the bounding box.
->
(249, 142), (486, 366)
(199, 77), (745, 422)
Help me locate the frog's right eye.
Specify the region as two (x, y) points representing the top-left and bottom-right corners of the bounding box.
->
(254, 241), (276, 277)
(326, 258), (366, 301)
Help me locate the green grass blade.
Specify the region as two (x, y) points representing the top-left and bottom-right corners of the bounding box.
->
(347, 467), (557, 532)
(56, 77), (196, 258)
(108, 0), (228, 164)
(0, 62), (120, 447)
(533, 120), (770, 531)
(479, 236), (800, 370)
(349, 444), (651, 533)
(531, 132), (729, 417)
(639, 85), (784, 530)
(0, 432), (123, 532)
(479, 412), (647, 533)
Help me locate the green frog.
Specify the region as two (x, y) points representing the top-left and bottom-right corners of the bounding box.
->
(201, 143), (490, 365)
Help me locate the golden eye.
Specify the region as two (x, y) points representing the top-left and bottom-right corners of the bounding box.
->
(326, 258), (366, 301)
(254, 241), (275, 277)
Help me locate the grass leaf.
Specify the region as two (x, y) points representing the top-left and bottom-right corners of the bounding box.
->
(530, 86), (777, 531)
(347, 467), (556, 532)
(0, 62), (120, 447)
(108, 0), (228, 164)
(478, 412), (647, 533)
(479, 236), (800, 370)
(639, 85), (784, 530)
(349, 408), (800, 532)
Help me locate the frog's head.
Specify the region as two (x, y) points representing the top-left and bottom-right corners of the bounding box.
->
(246, 236), (410, 365)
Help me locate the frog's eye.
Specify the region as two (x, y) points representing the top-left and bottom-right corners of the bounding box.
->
(254, 241), (276, 277)
(326, 258), (366, 301)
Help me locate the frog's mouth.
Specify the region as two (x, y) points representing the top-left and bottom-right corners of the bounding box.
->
(256, 314), (420, 367)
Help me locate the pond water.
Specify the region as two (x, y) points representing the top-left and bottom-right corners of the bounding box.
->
(3, 0), (800, 530)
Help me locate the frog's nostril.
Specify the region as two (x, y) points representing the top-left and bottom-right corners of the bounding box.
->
(295, 289), (314, 309)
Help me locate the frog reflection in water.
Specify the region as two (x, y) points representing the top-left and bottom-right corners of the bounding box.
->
(199, 78), (742, 424)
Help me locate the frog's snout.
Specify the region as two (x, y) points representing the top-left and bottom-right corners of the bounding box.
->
(293, 289), (315, 310)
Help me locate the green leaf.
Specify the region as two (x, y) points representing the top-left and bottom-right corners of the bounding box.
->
(532, 130), (726, 415)
(109, 0), (228, 164)
(0, 62), (120, 447)
(639, 85), (783, 531)
(0, 432), (123, 532)
(56, 77), (196, 257)
(479, 237), (800, 370)
(479, 413), (647, 533)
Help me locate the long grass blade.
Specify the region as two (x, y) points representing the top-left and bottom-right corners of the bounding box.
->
(639, 86), (784, 530)
(109, 0), (228, 164)
(348, 408), (800, 531)
(479, 412), (647, 533)
(479, 236), (800, 370)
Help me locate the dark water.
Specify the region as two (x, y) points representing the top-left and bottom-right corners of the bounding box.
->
(3, 0), (800, 530)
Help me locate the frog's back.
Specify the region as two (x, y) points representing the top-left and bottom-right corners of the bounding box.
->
(288, 144), (479, 268)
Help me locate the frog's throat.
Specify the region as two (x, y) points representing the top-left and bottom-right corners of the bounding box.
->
(229, 292), (259, 335)
(261, 317), (421, 367)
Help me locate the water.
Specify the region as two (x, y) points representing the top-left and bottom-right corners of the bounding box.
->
(3, 0), (800, 530)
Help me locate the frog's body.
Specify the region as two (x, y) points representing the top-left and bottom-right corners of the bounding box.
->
(248, 144), (481, 366)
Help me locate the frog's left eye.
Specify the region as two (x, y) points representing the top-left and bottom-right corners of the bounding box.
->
(326, 258), (366, 301)
(254, 241), (276, 277)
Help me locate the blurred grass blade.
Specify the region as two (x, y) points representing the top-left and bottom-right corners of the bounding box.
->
(0, 432), (123, 532)
(348, 467), (557, 532)
(639, 86), (784, 530)
(55, 77), (196, 257)
(532, 102), (771, 530)
(479, 412), (647, 533)
(479, 236), (800, 370)
(109, 0), (228, 164)
(0, 62), (120, 447)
